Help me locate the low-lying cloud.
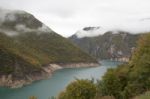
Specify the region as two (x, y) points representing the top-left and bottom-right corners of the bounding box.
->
(0, 8), (53, 36)
(0, 0), (150, 37)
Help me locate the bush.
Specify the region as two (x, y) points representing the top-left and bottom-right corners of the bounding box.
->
(57, 33), (150, 99)
(97, 33), (150, 99)
(97, 68), (127, 99)
(58, 79), (96, 99)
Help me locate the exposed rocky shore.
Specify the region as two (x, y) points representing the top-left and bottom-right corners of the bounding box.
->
(0, 63), (99, 88)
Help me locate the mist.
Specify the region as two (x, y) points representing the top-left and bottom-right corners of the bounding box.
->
(0, 0), (150, 37)
(0, 8), (53, 36)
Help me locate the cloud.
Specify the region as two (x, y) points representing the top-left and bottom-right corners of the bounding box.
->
(0, 0), (150, 37)
(15, 23), (52, 33)
(38, 24), (52, 33)
(0, 8), (12, 24)
(0, 8), (27, 25)
(0, 8), (53, 36)
(76, 27), (107, 38)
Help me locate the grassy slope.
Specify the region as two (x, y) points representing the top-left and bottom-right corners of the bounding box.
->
(0, 10), (97, 76)
(0, 31), (97, 75)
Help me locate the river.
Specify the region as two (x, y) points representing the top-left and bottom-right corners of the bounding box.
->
(0, 60), (123, 99)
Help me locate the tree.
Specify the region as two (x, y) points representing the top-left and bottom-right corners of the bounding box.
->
(97, 69), (124, 99)
(58, 79), (96, 99)
(58, 33), (150, 99)
(98, 33), (150, 99)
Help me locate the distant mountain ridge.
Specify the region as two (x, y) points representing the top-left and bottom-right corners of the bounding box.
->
(0, 9), (97, 88)
(69, 27), (141, 61)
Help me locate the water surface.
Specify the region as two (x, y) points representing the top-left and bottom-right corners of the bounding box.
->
(0, 60), (122, 99)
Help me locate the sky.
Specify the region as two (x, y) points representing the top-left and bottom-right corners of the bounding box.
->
(0, 0), (150, 37)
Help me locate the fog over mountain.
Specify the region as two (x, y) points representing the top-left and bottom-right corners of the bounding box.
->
(0, 0), (150, 37)
(0, 8), (52, 36)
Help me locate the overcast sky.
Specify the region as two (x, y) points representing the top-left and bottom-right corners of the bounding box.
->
(0, 0), (150, 37)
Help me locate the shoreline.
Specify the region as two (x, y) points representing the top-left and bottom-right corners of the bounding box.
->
(0, 62), (99, 88)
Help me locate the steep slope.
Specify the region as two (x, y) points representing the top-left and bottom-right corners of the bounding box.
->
(97, 33), (150, 99)
(59, 33), (150, 99)
(69, 27), (140, 61)
(0, 9), (97, 88)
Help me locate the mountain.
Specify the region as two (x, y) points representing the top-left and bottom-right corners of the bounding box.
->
(0, 9), (97, 88)
(62, 32), (150, 99)
(69, 27), (141, 61)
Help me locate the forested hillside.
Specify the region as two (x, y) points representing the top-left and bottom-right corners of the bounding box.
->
(58, 33), (150, 99)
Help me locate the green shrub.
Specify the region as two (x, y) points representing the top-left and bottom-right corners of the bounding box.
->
(58, 79), (96, 99)
(97, 33), (150, 99)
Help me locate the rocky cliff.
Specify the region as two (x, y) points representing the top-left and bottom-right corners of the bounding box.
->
(69, 27), (141, 61)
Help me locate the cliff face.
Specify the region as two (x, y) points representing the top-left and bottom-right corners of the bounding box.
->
(0, 9), (98, 88)
(69, 29), (141, 61)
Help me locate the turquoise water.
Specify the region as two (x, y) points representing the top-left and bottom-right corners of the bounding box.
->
(0, 60), (122, 99)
